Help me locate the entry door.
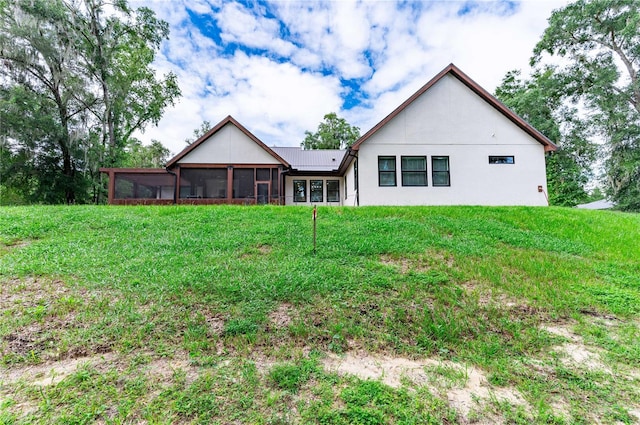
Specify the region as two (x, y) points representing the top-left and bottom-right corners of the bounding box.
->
(256, 182), (270, 204)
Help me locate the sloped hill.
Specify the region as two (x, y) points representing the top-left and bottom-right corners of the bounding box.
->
(1, 205), (638, 424)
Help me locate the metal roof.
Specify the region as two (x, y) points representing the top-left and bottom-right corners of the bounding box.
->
(271, 147), (347, 172)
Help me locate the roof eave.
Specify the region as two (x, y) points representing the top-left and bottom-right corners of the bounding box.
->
(165, 116), (291, 168)
(351, 63), (557, 152)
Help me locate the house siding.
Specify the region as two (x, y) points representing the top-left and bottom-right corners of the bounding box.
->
(178, 123), (282, 165)
(357, 74), (548, 206)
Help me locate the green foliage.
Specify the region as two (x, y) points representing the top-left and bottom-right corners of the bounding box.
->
(121, 139), (172, 168)
(531, 0), (640, 211)
(0, 0), (179, 204)
(301, 112), (360, 150)
(267, 358), (318, 392)
(0, 205), (639, 423)
(495, 69), (596, 206)
(223, 318), (259, 336)
(184, 120), (212, 146)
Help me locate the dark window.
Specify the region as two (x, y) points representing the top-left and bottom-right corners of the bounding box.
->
(327, 180), (340, 202)
(378, 156), (396, 186)
(233, 168), (254, 198)
(180, 168), (227, 199)
(310, 180), (323, 203)
(256, 168), (270, 181)
(293, 180), (307, 202)
(401, 156), (427, 186)
(114, 172), (174, 200)
(489, 156), (515, 164)
(432, 156), (450, 187)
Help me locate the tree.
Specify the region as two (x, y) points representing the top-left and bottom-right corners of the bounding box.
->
(71, 1), (180, 162)
(0, 0), (180, 204)
(184, 120), (212, 145)
(301, 112), (360, 150)
(495, 68), (596, 206)
(122, 139), (171, 168)
(531, 0), (640, 210)
(0, 1), (91, 203)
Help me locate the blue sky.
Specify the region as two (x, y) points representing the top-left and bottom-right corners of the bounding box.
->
(133, 0), (569, 154)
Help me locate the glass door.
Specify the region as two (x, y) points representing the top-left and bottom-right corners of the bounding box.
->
(256, 182), (270, 204)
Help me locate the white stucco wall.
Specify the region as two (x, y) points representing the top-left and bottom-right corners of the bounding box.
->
(343, 161), (358, 207)
(357, 74), (549, 206)
(178, 123), (281, 165)
(283, 176), (345, 206)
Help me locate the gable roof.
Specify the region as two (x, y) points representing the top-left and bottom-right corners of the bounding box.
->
(271, 147), (346, 173)
(351, 63), (557, 152)
(166, 115), (290, 168)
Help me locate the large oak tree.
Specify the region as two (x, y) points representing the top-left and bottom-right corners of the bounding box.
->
(0, 0), (180, 203)
(301, 112), (360, 150)
(531, 0), (640, 210)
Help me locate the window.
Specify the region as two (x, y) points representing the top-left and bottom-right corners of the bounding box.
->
(378, 156), (396, 186)
(115, 173), (174, 200)
(233, 168), (254, 198)
(310, 180), (323, 202)
(327, 180), (340, 202)
(432, 156), (450, 186)
(256, 168), (270, 181)
(489, 156), (515, 164)
(401, 156), (427, 186)
(180, 168), (227, 199)
(293, 180), (307, 202)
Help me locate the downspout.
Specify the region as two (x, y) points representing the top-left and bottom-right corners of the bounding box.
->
(166, 167), (178, 204)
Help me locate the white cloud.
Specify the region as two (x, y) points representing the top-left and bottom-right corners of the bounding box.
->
(215, 2), (297, 57)
(134, 0), (571, 154)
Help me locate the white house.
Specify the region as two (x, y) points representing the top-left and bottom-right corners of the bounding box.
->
(100, 64), (556, 206)
(346, 64), (556, 206)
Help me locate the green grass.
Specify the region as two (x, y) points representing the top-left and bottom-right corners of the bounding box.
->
(0, 205), (639, 424)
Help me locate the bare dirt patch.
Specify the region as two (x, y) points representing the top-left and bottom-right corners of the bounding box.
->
(268, 303), (294, 329)
(461, 281), (527, 311)
(0, 277), (73, 310)
(205, 314), (225, 335)
(541, 323), (609, 371)
(145, 352), (199, 386)
(0, 240), (32, 258)
(1, 277), (111, 362)
(323, 352), (529, 421)
(257, 244), (272, 255)
(2, 324), (57, 358)
(379, 255), (411, 274)
(1, 239), (31, 249)
(1, 352), (117, 387)
(379, 250), (455, 274)
(240, 243), (273, 259)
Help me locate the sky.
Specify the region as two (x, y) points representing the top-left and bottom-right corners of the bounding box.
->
(131, 0), (570, 155)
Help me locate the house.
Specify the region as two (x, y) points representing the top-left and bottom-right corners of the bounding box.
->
(101, 116), (289, 205)
(576, 199), (614, 210)
(100, 64), (557, 206)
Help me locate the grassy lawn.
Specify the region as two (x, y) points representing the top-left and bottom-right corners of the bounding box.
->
(0, 205), (638, 424)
